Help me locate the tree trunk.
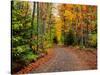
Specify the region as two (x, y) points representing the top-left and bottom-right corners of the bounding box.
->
(30, 2), (36, 50)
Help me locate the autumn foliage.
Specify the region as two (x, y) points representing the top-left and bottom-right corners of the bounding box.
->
(11, 1), (97, 74)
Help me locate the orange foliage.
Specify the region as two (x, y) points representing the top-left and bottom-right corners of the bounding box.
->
(82, 5), (88, 13)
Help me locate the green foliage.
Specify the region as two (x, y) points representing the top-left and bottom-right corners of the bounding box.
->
(22, 52), (38, 64)
(11, 1), (37, 73)
(12, 22), (22, 30)
(88, 34), (97, 48)
(12, 2), (55, 73)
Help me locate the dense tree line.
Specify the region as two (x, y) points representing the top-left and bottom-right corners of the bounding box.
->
(57, 4), (97, 48)
(11, 1), (54, 73)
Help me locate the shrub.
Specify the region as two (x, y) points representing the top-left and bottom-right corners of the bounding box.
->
(88, 34), (97, 48)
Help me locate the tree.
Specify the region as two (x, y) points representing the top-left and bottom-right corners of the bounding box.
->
(30, 2), (36, 51)
(11, 1), (38, 73)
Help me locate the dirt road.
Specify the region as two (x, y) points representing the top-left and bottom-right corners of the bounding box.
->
(30, 46), (96, 73)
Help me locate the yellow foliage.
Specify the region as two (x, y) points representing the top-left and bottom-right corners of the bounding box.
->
(55, 17), (62, 42)
(64, 10), (76, 20)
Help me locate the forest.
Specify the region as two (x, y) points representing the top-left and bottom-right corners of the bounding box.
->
(11, 1), (97, 74)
